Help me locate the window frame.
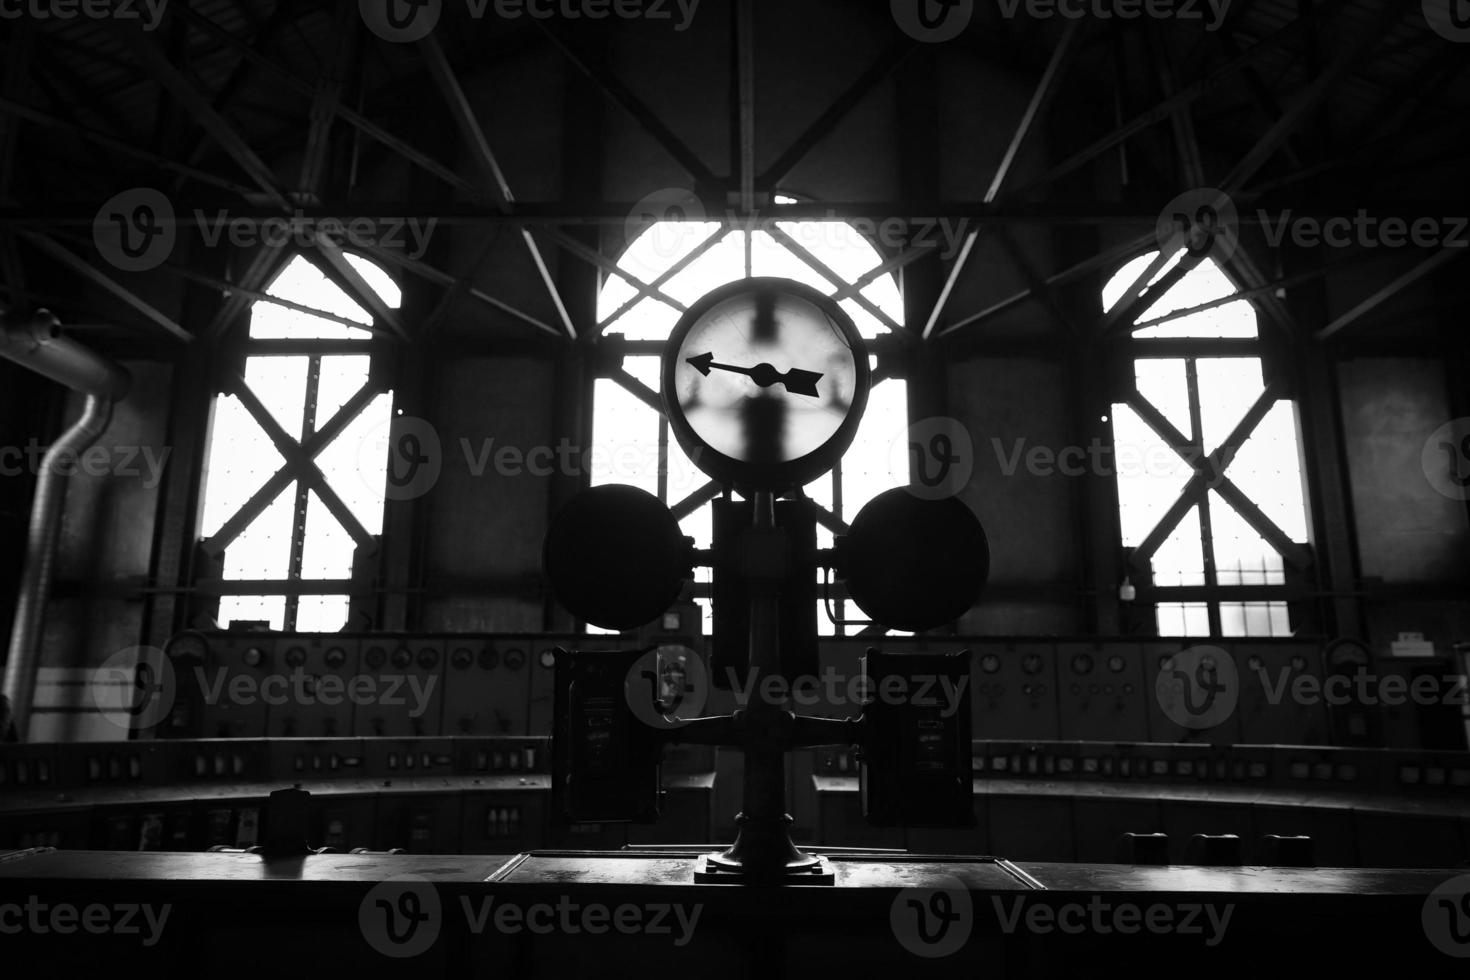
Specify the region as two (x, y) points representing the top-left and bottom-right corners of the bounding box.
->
(191, 252), (398, 632)
(1107, 251), (1317, 638)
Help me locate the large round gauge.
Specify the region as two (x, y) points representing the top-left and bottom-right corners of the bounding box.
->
(661, 278), (870, 491)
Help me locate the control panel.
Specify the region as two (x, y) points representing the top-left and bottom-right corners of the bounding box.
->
(1056, 641), (1149, 742)
(972, 641), (1060, 740)
(163, 631), (598, 740)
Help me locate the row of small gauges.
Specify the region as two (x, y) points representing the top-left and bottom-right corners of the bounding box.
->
(166, 632), (559, 671)
(6, 742), (547, 790)
(979, 651), (1311, 674)
(822, 746), (1470, 790)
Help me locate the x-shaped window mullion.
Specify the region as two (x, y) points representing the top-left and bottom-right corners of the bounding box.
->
(202, 375), (381, 556)
(1128, 382), (1309, 569)
(595, 224), (726, 335)
(761, 224), (905, 335)
(542, 227), (689, 316)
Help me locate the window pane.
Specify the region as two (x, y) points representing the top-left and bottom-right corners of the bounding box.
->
(315, 355), (372, 429)
(659, 231), (749, 308)
(313, 391), (393, 536)
(1222, 401), (1309, 542)
(1151, 505), (1205, 587)
(613, 221), (723, 301)
(1102, 250), (1183, 313)
(1110, 403), (1193, 547)
(1220, 601), (1289, 638)
(198, 395), (286, 538)
(842, 377), (908, 519)
(217, 595), (285, 631)
(1134, 359), (1192, 439)
(295, 595), (351, 633)
(590, 378), (659, 495)
(301, 491), (356, 579)
(1208, 490), (1286, 586)
(243, 356), (309, 439)
(248, 254), (401, 340)
(1136, 258), (1257, 339)
(220, 485), (296, 580)
(1156, 601), (1210, 636)
(1196, 357), (1265, 454)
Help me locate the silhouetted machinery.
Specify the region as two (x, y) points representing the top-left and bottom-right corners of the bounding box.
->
(543, 278), (989, 881)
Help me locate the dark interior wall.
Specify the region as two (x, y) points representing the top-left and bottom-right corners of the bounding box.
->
(1336, 356), (1470, 652)
(419, 356), (556, 632)
(5, 12), (1464, 715)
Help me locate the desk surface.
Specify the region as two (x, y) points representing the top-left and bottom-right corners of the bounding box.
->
(1, 847), (1461, 895)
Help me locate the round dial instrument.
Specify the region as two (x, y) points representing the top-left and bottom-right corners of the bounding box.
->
(661, 278), (870, 491)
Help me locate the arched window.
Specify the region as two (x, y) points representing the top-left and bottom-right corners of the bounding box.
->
(1103, 249), (1311, 637)
(592, 200), (908, 635)
(195, 254), (398, 631)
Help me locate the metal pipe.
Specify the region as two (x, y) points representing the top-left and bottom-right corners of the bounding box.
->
(0, 309), (130, 399)
(1, 309), (129, 741)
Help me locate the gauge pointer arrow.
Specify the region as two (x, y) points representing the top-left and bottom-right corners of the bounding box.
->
(685, 352), (823, 397)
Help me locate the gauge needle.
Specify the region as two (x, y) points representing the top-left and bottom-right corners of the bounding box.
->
(685, 352), (823, 397)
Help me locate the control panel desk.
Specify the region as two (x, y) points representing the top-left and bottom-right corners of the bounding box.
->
(1, 848), (1463, 978)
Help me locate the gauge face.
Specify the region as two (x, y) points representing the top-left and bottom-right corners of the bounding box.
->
(662, 278), (869, 491)
(165, 631), (210, 661)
